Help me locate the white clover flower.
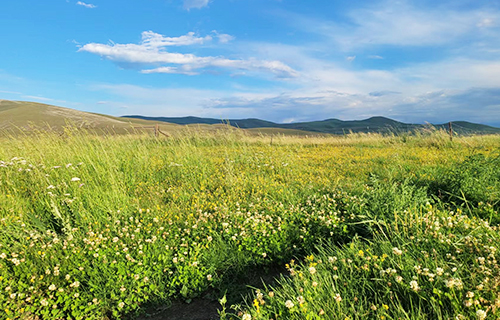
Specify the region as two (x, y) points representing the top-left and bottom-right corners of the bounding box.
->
(242, 313), (252, 320)
(48, 284), (57, 291)
(395, 276), (403, 283)
(476, 309), (487, 320)
(0, 253), (6, 259)
(436, 267), (444, 276)
(41, 298), (49, 306)
(334, 293), (342, 302)
(328, 256), (337, 263)
(118, 301), (125, 308)
(410, 280), (419, 291)
(309, 266), (317, 275)
(466, 291), (474, 298)
(11, 258), (20, 266)
(207, 274), (212, 281)
(297, 296), (305, 304)
(285, 300), (294, 309)
(392, 247), (403, 255)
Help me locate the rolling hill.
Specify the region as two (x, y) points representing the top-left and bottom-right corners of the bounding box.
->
(0, 100), (181, 134)
(1, 99), (499, 136)
(123, 115), (500, 135)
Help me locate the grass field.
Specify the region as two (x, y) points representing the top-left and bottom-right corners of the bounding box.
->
(0, 128), (499, 319)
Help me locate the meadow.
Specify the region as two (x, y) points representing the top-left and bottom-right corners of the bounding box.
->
(0, 127), (499, 319)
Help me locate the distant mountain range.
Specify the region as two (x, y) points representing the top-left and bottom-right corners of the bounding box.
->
(1, 99), (499, 136)
(122, 115), (500, 135)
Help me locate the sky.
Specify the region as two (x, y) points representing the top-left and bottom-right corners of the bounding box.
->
(1, 0), (500, 126)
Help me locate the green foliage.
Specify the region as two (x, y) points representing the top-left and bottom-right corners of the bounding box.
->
(0, 130), (499, 319)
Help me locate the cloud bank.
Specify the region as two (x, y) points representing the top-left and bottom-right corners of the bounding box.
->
(79, 31), (297, 78)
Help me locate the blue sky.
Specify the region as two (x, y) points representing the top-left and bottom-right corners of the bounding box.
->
(1, 0), (500, 126)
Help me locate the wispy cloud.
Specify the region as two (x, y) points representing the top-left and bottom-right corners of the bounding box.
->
(212, 31), (235, 44)
(291, 0), (500, 50)
(183, 0), (209, 10)
(79, 31), (298, 78)
(22, 95), (54, 102)
(76, 1), (97, 9)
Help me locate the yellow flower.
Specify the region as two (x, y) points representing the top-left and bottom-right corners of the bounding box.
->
(382, 304), (389, 310)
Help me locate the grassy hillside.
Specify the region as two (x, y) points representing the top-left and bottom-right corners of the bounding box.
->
(0, 100), (183, 135)
(125, 114), (500, 135)
(0, 100), (322, 137)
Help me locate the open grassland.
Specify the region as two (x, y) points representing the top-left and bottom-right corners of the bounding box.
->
(0, 128), (499, 319)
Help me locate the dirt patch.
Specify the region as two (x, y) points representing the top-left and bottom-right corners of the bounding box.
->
(135, 297), (221, 320)
(131, 265), (287, 320)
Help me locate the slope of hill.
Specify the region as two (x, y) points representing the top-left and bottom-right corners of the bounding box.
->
(0, 100), (180, 134)
(123, 115), (500, 135)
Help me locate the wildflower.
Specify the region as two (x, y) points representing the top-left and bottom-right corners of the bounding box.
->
(392, 247), (403, 255)
(312, 281), (318, 287)
(11, 258), (20, 266)
(41, 299), (48, 306)
(395, 276), (403, 283)
(334, 293), (342, 302)
(328, 256), (337, 263)
(309, 266), (317, 275)
(297, 296), (305, 305)
(0, 253), (6, 259)
(118, 301), (125, 308)
(436, 267), (444, 276)
(71, 177), (80, 182)
(410, 280), (419, 291)
(382, 304), (389, 310)
(285, 300), (294, 309)
(371, 305), (377, 311)
(47, 185), (55, 189)
(207, 274), (212, 281)
(120, 286), (126, 292)
(268, 291), (274, 298)
(48, 284), (57, 291)
(319, 309), (325, 315)
(242, 314), (252, 320)
(476, 309), (487, 320)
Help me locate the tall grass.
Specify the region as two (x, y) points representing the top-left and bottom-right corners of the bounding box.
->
(0, 128), (499, 319)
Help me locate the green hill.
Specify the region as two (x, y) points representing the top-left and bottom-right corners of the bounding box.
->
(0, 100), (180, 134)
(123, 115), (500, 135)
(2, 100), (499, 136)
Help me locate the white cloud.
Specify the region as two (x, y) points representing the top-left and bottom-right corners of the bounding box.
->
(292, 0), (500, 50)
(183, 0), (209, 10)
(22, 95), (54, 102)
(76, 1), (97, 9)
(346, 56), (356, 62)
(368, 55), (384, 59)
(211, 31), (235, 44)
(79, 31), (298, 78)
(477, 18), (495, 28)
